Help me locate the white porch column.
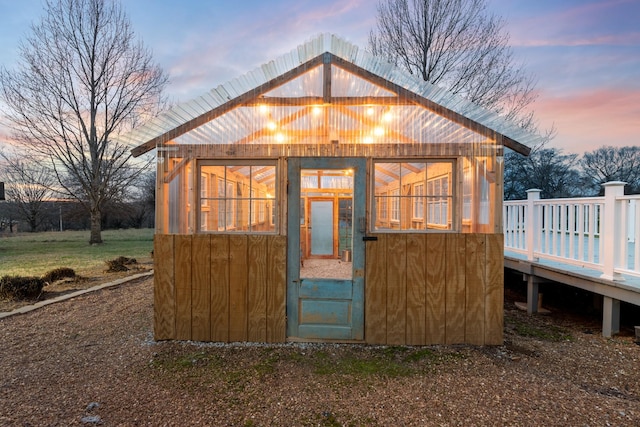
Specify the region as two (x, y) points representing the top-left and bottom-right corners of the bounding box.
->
(600, 181), (626, 281)
(602, 296), (620, 337)
(526, 189), (541, 262)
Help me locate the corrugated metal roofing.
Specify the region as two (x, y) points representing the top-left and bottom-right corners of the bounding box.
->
(119, 33), (540, 155)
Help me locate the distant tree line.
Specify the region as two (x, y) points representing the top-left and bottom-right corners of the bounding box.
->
(0, 167), (155, 233)
(504, 145), (640, 200)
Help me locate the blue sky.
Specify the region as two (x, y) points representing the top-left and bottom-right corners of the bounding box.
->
(0, 0), (638, 154)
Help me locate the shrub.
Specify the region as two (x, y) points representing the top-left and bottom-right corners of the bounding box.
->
(42, 267), (76, 284)
(0, 275), (46, 300)
(105, 256), (137, 273)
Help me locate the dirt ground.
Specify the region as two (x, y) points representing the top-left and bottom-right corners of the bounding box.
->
(0, 275), (639, 426)
(0, 258), (152, 313)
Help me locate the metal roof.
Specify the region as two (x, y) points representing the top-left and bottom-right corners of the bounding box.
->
(120, 34), (539, 157)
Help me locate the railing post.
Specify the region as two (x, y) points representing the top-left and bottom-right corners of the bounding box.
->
(526, 189), (541, 261)
(600, 181), (626, 281)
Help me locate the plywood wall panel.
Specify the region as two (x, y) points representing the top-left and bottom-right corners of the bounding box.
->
(267, 236), (287, 343)
(154, 234), (175, 340)
(386, 235), (407, 345)
(425, 233), (446, 344)
(247, 235), (268, 342)
(365, 235), (387, 344)
(229, 235), (248, 342)
(191, 234), (211, 341)
(465, 234), (486, 345)
(406, 234), (426, 345)
(485, 234), (504, 345)
(210, 235), (230, 342)
(174, 234), (193, 340)
(445, 234), (466, 344)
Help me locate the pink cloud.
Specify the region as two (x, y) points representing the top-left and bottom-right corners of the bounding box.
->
(534, 87), (640, 153)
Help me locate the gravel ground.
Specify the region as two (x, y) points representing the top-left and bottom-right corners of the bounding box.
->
(1, 276), (639, 426)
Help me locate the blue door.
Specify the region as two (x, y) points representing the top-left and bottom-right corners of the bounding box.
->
(287, 158), (365, 341)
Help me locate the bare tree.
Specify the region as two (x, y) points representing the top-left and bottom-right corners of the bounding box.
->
(369, 0), (538, 128)
(580, 146), (640, 195)
(0, 152), (57, 231)
(504, 147), (584, 200)
(0, 0), (167, 243)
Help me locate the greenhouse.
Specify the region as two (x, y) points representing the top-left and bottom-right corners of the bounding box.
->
(124, 34), (537, 345)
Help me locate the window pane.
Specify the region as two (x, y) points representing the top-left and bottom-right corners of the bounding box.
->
(426, 162), (452, 230)
(199, 163), (276, 233)
(373, 160), (453, 232)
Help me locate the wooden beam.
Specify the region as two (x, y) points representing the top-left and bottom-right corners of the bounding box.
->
(402, 163), (423, 174)
(161, 142), (499, 159)
(334, 105), (415, 145)
(323, 52), (332, 104)
(246, 96), (409, 107)
(375, 166), (400, 180)
(232, 106), (314, 145)
(164, 157), (191, 184)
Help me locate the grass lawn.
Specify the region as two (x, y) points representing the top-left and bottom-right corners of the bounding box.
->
(0, 228), (154, 277)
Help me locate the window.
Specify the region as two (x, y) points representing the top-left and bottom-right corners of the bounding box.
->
(379, 193), (388, 220)
(199, 162), (277, 233)
(427, 175), (449, 228)
(251, 189), (257, 225)
(413, 183), (424, 220)
(373, 161), (453, 232)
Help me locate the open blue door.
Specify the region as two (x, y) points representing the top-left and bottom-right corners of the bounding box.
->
(287, 158), (366, 341)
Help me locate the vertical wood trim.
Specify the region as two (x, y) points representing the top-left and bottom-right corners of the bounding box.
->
(465, 234), (486, 345)
(210, 235), (230, 342)
(286, 157), (301, 339)
(365, 235), (387, 344)
(445, 234), (466, 344)
(229, 235), (248, 341)
(175, 235), (192, 340)
(154, 234), (175, 340)
(191, 234), (211, 341)
(157, 169), (169, 233)
(406, 234), (426, 345)
(267, 235), (287, 343)
(485, 234), (504, 345)
(247, 235), (268, 342)
(386, 235), (407, 345)
(425, 233), (446, 344)
(323, 55), (332, 104)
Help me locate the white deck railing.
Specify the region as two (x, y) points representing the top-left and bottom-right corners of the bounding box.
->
(503, 182), (640, 280)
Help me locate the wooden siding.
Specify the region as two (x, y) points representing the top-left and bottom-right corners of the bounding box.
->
(365, 233), (504, 346)
(154, 232), (502, 346)
(154, 234), (287, 342)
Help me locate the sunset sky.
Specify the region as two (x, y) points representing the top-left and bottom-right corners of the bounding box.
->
(0, 0), (638, 154)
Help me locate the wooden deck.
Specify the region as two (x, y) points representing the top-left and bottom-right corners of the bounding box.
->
(504, 250), (640, 337)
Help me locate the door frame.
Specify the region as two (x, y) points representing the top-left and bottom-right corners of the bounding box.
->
(286, 157), (366, 341)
